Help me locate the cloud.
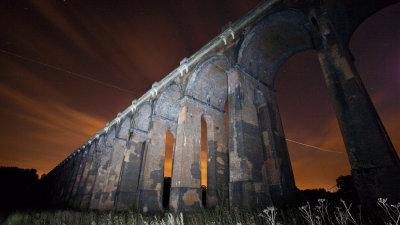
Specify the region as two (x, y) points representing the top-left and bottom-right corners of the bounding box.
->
(286, 117), (350, 190)
(0, 70), (107, 174)
(30, 1), (100, 60)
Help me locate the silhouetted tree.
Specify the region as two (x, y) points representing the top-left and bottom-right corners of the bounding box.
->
(0, 167), (40, 214)
(297, 174), (360, 206)
(297, 188), (335, 205)
(336, 175), (360, 204)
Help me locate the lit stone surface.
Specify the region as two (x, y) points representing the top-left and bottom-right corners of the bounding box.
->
(42, 0), (400, 214)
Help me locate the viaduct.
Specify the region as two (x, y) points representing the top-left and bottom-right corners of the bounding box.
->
(42, 0), (400, 213)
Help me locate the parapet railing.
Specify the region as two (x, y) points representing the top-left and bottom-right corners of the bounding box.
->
(57, 0), (280, 167)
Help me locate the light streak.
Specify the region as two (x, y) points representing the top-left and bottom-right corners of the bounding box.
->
(0, 48), (141, 96)
(286, 138), (343, 154)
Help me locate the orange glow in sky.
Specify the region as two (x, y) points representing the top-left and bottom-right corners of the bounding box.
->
(0, 1), (399, 191)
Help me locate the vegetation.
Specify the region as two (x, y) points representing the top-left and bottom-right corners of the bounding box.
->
(0, 167), (44, 215)
(1, 169), (398, 225)
(1, 199), (399, 225)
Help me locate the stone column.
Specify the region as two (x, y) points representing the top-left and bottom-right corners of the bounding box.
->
(99, 141), (125, 210)
(67, 151), (84, 206)
(227, 67), (273, 210)
(79, 144), (98, 209)
(99, 124), (132, 210)
(89, 130), (115, 209)
(169, 97), (203, 212)
(75, 144), (96, 208)
(115, 131), (148, 210)
(316, 15), (400, 205)
(49, 167), (59, 202)
(60, 158), (74, 203)
(63, 157), (76, 203)
(255, 87), (297, 206)
(71, 148), (89, 208)
(138, 117), (176, 213)
(203, 110), (229, 209)
(49, 167), (62, 204)
(59, 166), (68, 203)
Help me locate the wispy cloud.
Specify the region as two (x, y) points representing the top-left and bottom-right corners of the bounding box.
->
(0, 69), (107, 175)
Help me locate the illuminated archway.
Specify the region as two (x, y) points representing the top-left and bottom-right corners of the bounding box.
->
(162, 131), (174, 209)
(200, 116), (208, 207)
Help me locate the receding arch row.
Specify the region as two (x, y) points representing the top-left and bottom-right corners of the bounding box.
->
(137, 55), (232, 212)
(53, 56), (234, 211)
(44, 3), (400, 212)
(44, 41), (302, 211)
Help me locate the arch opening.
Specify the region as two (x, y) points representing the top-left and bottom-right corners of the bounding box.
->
(224, 98), (229, 161)
(348, 2), (400, 156)
(163, 131), (174, 209)
(138, 141), (146, 181)
(237, 10), (313, 87)
(342, 2), (400, 204)
(201, 116), (208, 207)
(182, 55), (230, 209)
(274, 50), (349, 192)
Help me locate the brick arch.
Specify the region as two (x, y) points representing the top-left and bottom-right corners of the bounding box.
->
(132, 103), (152, 132)
(238, 10), (313, 87)
(105, 126), (116, 146)
(97, 134), (106, 149)
(116, 116), (132, 140)
(185, 55), (230, 110)
(154, 84), (182, 122)
(200, 111), (229, 209)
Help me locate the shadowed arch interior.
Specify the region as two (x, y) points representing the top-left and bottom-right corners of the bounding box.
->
(162, 131), (174, 209)
(186, 55), (230, 110)
(154, 84), (181, 121)
(238, 10), (313, 87)
(132, 103), (152, 132)
(105, 126), (116, 146)
(117, 116), (131, 140)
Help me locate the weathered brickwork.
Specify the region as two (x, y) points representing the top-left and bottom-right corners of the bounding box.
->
(137, 86), (180, 213)
(42, 0), (399, 213)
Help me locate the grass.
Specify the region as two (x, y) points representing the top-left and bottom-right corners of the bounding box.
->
(1, 199), (399, 225)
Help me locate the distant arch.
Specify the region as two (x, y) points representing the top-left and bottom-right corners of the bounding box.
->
(105, 126), (116, 147)
(116, 116), (131, 140)
(132, 103), (152, 132)
(154, 84), (181, 122)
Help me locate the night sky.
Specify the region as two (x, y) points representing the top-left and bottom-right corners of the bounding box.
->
(0, 0), (399, 191)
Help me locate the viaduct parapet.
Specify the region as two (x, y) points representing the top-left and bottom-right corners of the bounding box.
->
(42, 0), (400, 213)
